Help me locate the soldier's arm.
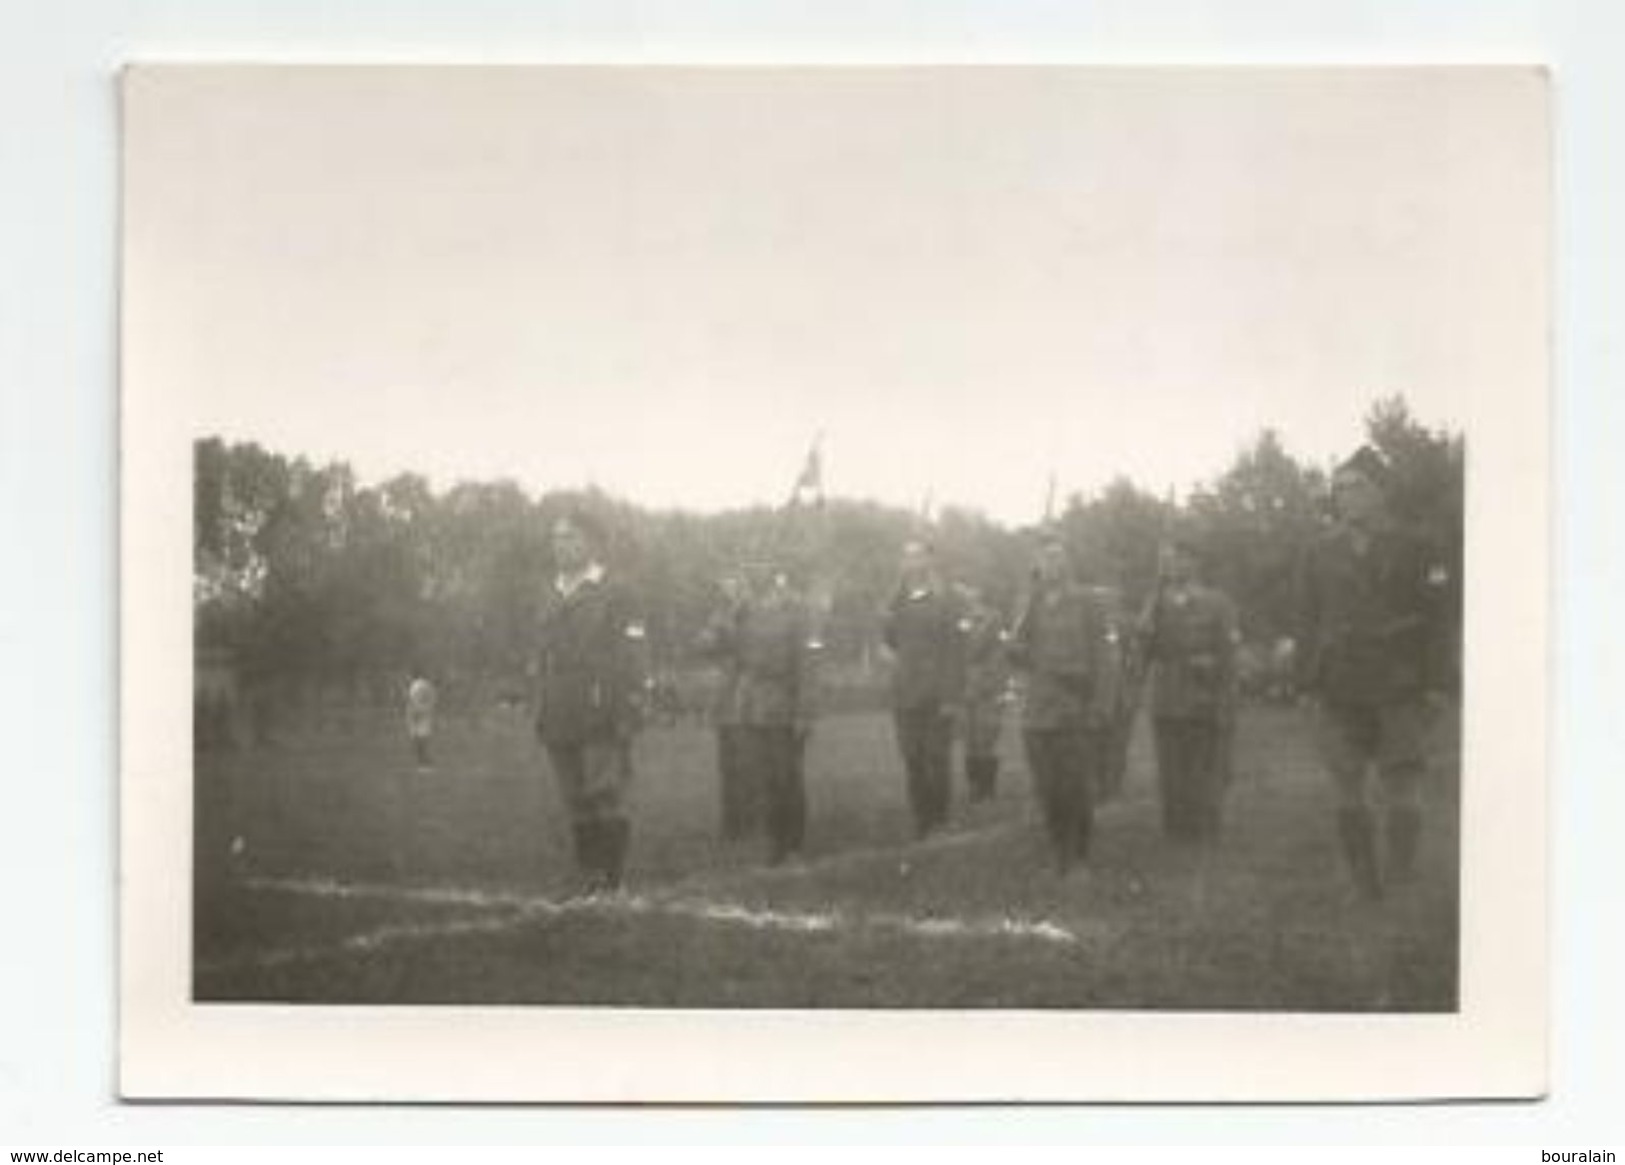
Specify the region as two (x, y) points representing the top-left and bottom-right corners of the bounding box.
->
(794, 605), (821, 734)
(1006, 590), (1035, 670)
(608, 584), (653, 729)
(880, 588), (903, 652)
(527, 605), (547, 728)
(1134, 583), (1163, 661)
(1083, 594), (1115, 725)
(944, 595), (970, 708)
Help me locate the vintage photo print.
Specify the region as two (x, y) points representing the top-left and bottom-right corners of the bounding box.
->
(121, 65), (1548, 1100)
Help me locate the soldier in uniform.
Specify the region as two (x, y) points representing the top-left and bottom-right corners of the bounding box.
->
(697, 570), (755, 841)
(1008, 531), (1114, 873)
(1137, 534), (1240, 843)
(1089, 585), (1139, 806)
(957, 585), (1008, 802)
(1296, 446), (1448, 900)
(883, 540), (967, 839)
(732, 559), (820, 865)
(533, 512), (649, 893)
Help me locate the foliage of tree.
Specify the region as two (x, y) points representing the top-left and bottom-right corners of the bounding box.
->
(194, 396), (1463, 711)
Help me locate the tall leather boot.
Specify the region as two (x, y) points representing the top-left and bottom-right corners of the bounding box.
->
(566, 820), (603, 895)
(601, 817), (630, 891)
(968, 756), (996, 802)
(570, 821), (595, 878)
(1336, 806), (1383, 901)
(1387, 805), (1422, 885)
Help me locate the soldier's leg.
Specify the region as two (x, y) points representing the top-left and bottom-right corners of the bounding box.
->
(1313, 703), (1383, 900)
(1110, 712), (1133, 801)
(544, 743), (594, 882)
(1030, 726), (1084, 871)
(747, 721), (773, 831)
(1022, 729), (1064, 856)
(1153, 717), (1186, 839)
(903, 708), (945, 838)
(967, 751), (994, 802)
(736, 726), (769, 857)
(1095, 713), (1125, 805)
(761, 726), (800, 865)
(1377, 701), (1429, 883)
(1191, 716), (1223, 841)
(960, 706), (979, 800)
(1070, 724), (1100, 863)
(1175, 719), (1206, 840)
(784, 727), (810, 858)
(580, 736), (634, 890)
(1177, 719), (1214, 841)
(903, 705), (929, 831)
(751, 725), (781, 863)
(966, 706), (1000, 801)
(922, 710), (953, 832)
(960, 709), (981, 800)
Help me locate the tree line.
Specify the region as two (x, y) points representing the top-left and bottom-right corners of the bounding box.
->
(195, 396), (1462, 718)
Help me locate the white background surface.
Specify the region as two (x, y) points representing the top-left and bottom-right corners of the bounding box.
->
(1, 0), (1619, 1146)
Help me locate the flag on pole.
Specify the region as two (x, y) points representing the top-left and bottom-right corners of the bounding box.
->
(782, 433), (834, 628)
(787, 432), (825, 509)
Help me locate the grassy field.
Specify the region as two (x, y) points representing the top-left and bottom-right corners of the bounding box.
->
(193, 703), (1459, 1010)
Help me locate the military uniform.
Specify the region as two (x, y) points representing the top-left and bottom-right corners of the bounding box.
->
(697, 603), (755, 841)
(534, 563), (648, 890)
(1297, 518), (1446, 897)
(732, 579), (819, 864)
(1090, 587), (1139, 805)
(1009, 579), (1113, 870)
(884, 584), (967, 837)
(958, 598), (1008, 802)
(1140, 581), (1239, 842)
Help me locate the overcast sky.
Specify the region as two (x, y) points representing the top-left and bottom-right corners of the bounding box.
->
(127, 67), (1543, 524)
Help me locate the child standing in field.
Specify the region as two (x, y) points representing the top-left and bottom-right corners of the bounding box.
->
(405, 671), (437, 773)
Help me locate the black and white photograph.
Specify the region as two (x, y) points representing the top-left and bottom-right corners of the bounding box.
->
(119, 65), (1548, 1101)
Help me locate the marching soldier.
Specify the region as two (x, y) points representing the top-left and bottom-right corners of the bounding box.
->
(1008, 531), (1114, 874)
(957, 585), (1008, 802)
(1138, 533), (1240, 843)
(733, 558), (820, 866)
(883, 540), (967, 839)
(697, 570), (756, 841)
(1296, 446), (1449, 900)
(532, 511), (649, 893)
(1089, 585), (1139, 805)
